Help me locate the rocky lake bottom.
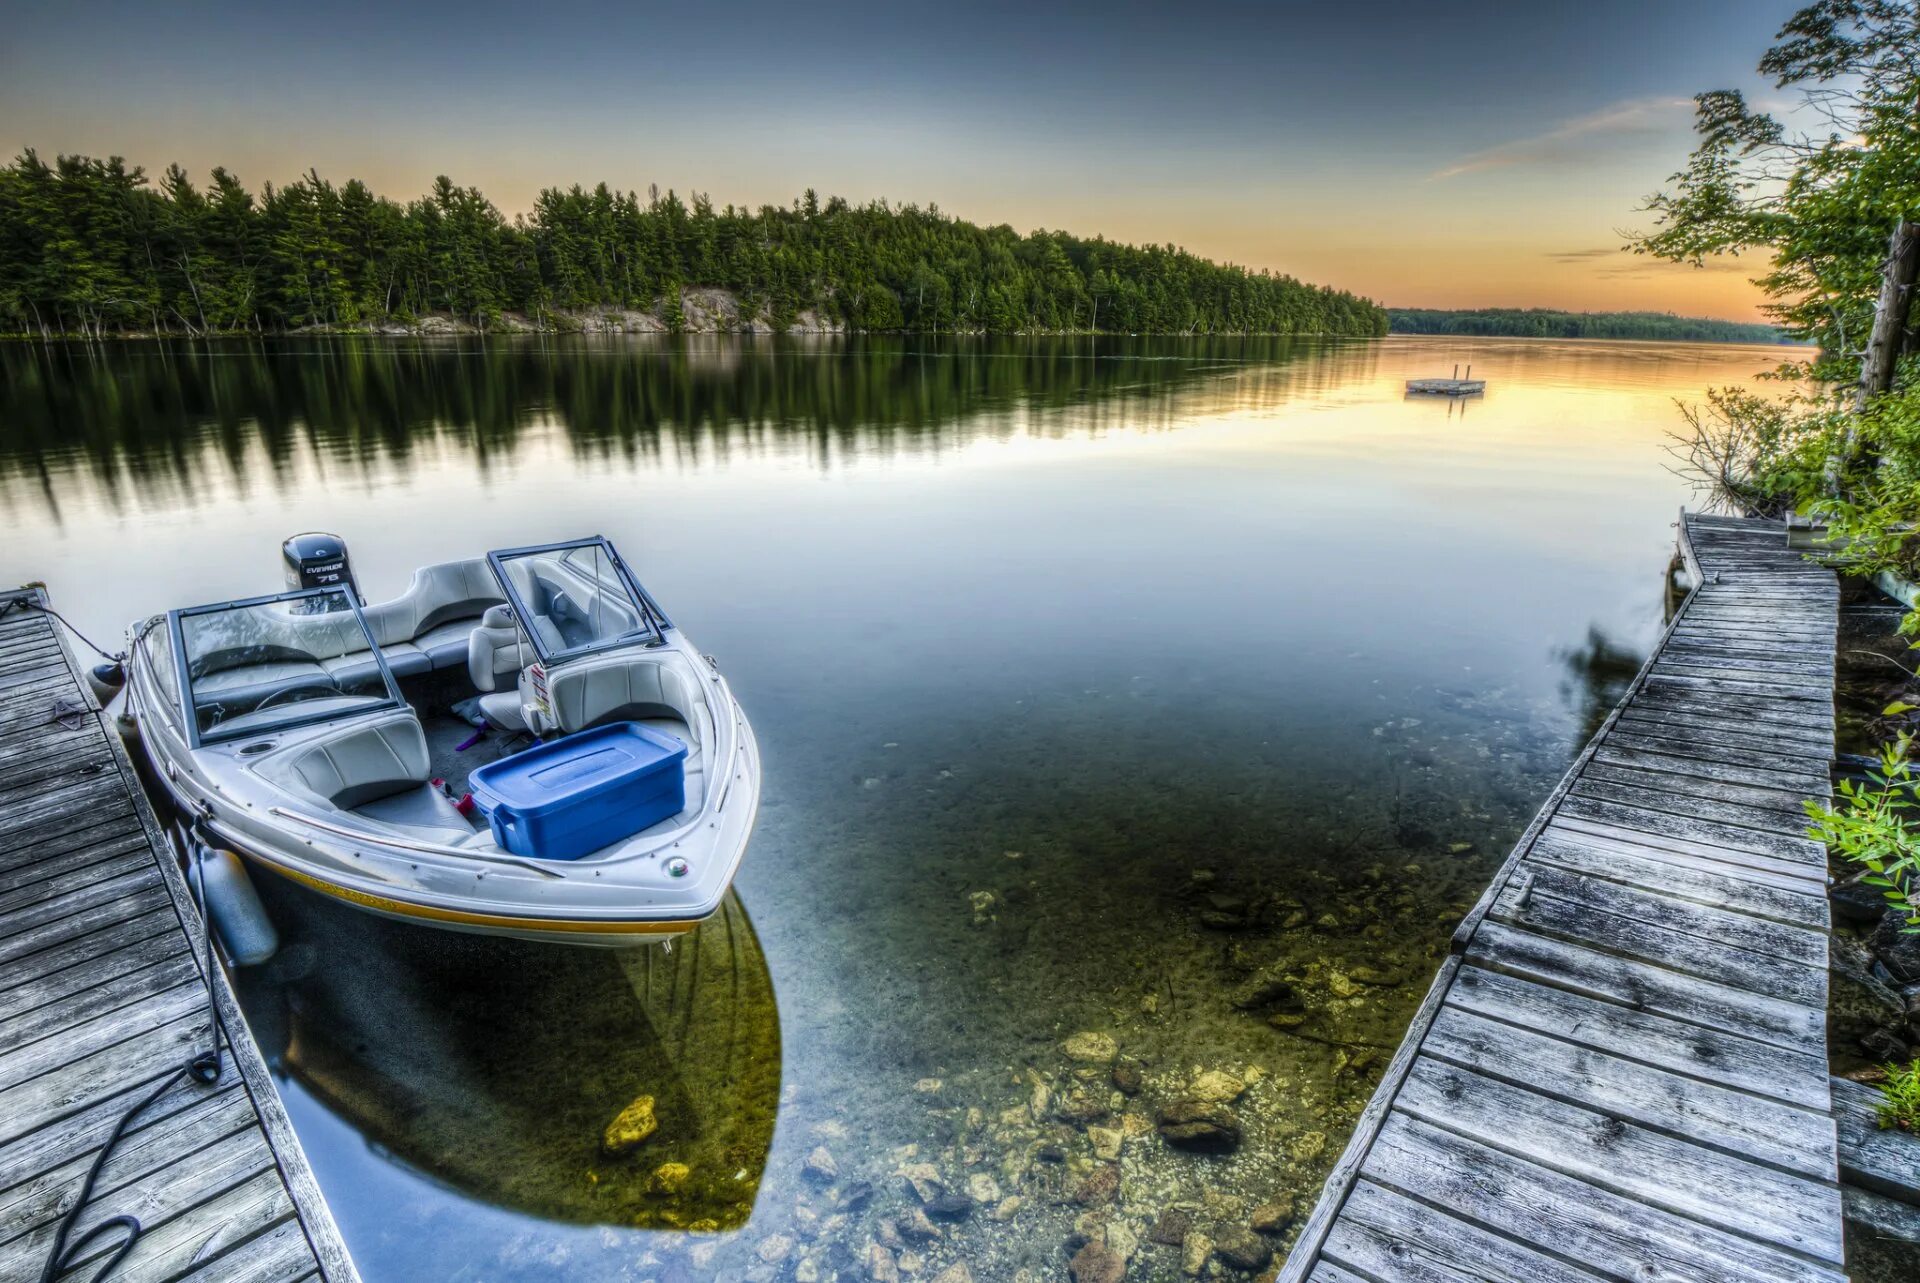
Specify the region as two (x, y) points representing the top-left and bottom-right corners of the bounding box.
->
(235, 678), (1577, 1283)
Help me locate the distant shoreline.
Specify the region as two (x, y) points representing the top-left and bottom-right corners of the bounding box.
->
(1386, 307), (1784, 346)
(1384, 332), (1808, 348)
(0, 315), (1803, 346)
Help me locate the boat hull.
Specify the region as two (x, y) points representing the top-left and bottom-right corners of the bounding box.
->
(248, 849), (708, 947)
(124, 633), (760, 951)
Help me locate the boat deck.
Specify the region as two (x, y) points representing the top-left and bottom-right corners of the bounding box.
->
(1280, 512), (1849, 1282)
(0, 588), (357, 1283)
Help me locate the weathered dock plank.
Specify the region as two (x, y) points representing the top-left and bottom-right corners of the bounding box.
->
(1833, 1076), (1920, 1207)
(0, 588), (357, 1283)
(1279, 513), (1846, 1282)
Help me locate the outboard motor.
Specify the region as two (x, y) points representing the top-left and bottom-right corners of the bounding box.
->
(281, 532), (356, 612)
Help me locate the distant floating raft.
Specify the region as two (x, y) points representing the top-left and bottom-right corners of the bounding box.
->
(1407, 363), (1485, 396)
(1405, 377), (1486, 396)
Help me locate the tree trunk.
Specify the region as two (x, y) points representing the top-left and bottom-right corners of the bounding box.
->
(1828, 220), (1920, 494)
(1857, 220), (1920, 411)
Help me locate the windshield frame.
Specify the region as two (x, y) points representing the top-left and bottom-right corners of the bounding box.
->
(169, 585), (406, 748)
(485, 536), (673, 667)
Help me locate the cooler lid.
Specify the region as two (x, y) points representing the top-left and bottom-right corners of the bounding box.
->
(470, 722), (687, 815)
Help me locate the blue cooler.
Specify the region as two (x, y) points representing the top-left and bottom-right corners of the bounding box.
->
(469, 722), (688, 861)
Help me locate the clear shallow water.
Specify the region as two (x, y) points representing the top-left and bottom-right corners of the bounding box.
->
(1, 335), (1793, 1281)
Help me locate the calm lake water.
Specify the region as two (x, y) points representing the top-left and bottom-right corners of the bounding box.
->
(0, 335), (1795, 1281)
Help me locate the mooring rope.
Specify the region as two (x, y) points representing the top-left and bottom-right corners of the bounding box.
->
(37, 826), (226, 1283)
(0, 595), (124, 664)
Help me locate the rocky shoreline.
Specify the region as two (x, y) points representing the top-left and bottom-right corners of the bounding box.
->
(315, 290), (848, 337)
(1830, 606), (1920, 1076)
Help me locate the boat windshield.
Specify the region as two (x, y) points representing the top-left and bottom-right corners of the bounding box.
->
(486, 538), (667, 664)
(171, 587), (403, 745)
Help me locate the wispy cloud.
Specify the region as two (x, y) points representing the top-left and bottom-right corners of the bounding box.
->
(1429, 97), (1690, 180)
(1544, 248), (1619, 262)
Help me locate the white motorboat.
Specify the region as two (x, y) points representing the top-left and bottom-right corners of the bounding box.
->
(125, 534), (760, 948)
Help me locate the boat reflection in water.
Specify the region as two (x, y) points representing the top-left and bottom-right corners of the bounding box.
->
(235, 882), (780, 1232)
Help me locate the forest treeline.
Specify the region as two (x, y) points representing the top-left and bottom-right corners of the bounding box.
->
(1388, 307), (1786, 344)
(0, 151), (1388, 340)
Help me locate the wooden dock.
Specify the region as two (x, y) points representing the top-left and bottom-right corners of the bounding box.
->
(1280, 512), (1849, 1283)
(0, 588), (358, 1283)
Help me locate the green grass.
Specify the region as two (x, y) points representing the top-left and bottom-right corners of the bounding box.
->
(1878, 1060), (1920, 1132)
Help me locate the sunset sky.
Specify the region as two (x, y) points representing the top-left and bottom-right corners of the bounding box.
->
(1, 0), (1809, 319)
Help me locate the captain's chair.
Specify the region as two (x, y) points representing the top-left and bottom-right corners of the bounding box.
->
(467, 604), (530, 731)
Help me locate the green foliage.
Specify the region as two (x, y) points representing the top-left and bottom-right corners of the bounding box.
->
(1806, 733), (1920, 932)
(0, 154), (1387, 339)
(1388, 308), (1786, 344)
(1679, 377), (1920, 579)
(1631, 1), (1920, 374)
(1878, 1059), (1920, 1132)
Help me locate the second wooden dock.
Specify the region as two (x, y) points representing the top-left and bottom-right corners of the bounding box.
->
(1280, 512), (1848, 1282)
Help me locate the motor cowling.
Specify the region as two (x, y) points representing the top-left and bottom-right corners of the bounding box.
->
(281, 532), (356, 608)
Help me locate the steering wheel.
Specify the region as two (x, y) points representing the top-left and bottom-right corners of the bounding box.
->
(254, 679), (338, 713)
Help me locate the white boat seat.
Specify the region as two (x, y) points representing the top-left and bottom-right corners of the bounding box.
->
(321, 641), (429, 685)
(353, 781), (476, 844)
(543, 654), (711, 747)
(478, 691), (527, 732)
(467, 606), (531, 731)
(356, 559), (508, 675)
(257, 712), (480, 843)
(360, 560), (504, 647)
(466, 606), (526, 691)
(259, 712), (438, 810)
(416, 619), (485, 670)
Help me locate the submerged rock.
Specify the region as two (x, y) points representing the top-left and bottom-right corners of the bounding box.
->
(930, 1265), (973, 1283)
(1069, 1241), (1127, 1283)
(1073, 1163), (1120, 1206)
(1149, 1209), (1193, 1246)
(1231, 965), (1296, 1011)
(1064, 1031), (1119, 1062)
(647, 1161), (690, 1195)
(1110, 1061), (1144, 1096)
(896, 1208), (943, 1242)
(602, 1093), (658, 1154)
(1214, 1228), (1273, 1272)
(1250, 1196), (1296, 1235)
(923, 1190), (975, 1221)
(1055, 1088), (1111, 1125)
(803, 1146), (840, 1183)
(1181, 1232), (1214, 1277)
(866, 1244), (901, 1283)
(1189, 1069), (1247, 1103)
(1157, 1099), (1242, 1151)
